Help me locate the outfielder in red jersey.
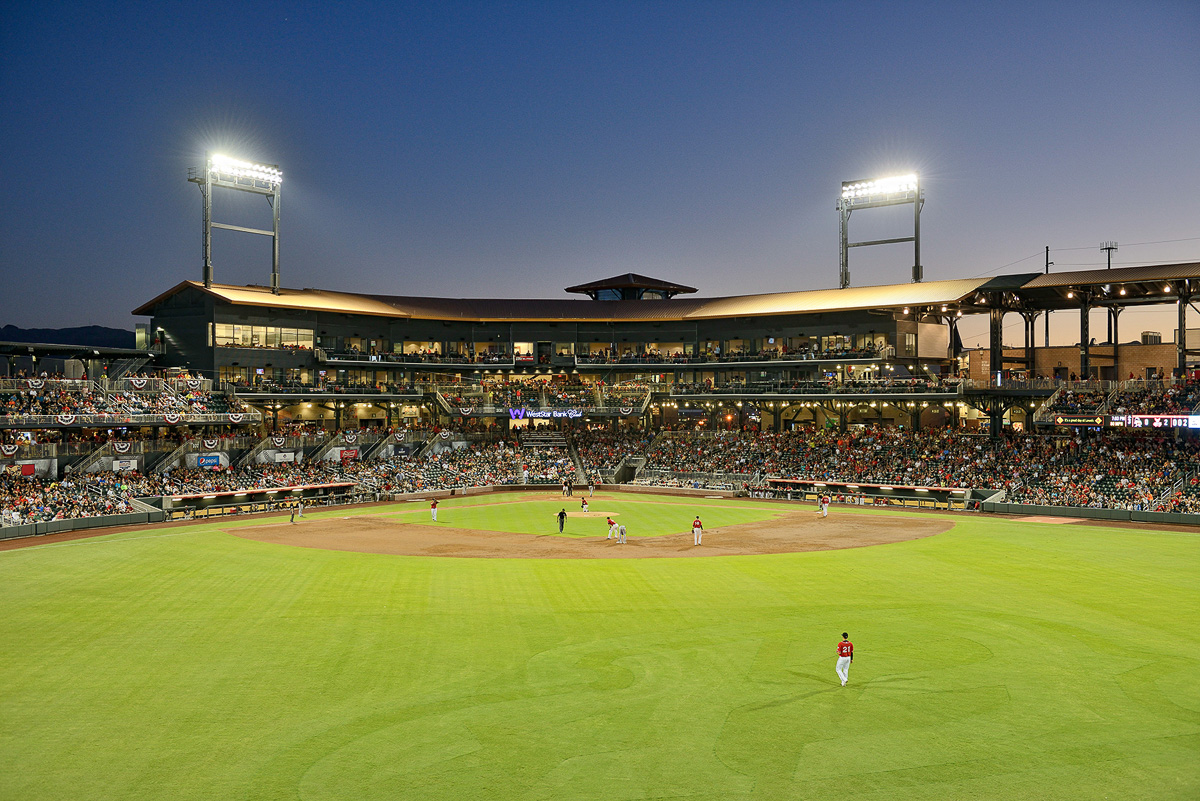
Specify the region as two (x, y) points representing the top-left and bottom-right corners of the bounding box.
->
(836, 633), (853, 686)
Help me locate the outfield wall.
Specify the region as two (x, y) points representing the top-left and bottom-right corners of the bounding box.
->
(0, 510), (167, 541)
(981, 501), (1199, 526)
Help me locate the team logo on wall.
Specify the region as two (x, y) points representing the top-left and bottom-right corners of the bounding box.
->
(187, 380), (201, 390)
(112, 442), (131, 454)
(619, 406), (634, 416)
(271, 436), (287, 448)
(439, 431), (450, 439)
(57, 414), (76, 425)
(228, 413), (245, 423)
(129, 378), (148, 390)
(0, 444), (18, 456)
(459, 407), (473, 416)
(27, 379), (44, 389)
(162, 413), (182, 424)
(203, 438), (219, 450)
(343, 432), (358, 445)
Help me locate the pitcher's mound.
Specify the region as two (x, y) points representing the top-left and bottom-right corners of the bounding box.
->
(229, 511), (951, 559)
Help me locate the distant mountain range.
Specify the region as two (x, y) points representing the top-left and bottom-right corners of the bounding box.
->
(0, 325), (135, 349)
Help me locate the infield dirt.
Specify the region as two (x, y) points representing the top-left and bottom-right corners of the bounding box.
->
(229, 507), (951, 558)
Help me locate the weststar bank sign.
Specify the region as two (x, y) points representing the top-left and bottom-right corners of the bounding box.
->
(509, 408), (583, 420)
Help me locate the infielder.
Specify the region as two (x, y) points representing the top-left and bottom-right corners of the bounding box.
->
(692, 515), (704, 545)
(580, 498), (589, 513)
(836, 632), (854, 686)
(430, 499), (438, 522)
(606, 516), (617, 540)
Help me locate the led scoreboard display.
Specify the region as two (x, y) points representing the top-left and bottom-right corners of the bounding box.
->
(1051, 414), (1200, 429)
(1109, 414), (1200, 430)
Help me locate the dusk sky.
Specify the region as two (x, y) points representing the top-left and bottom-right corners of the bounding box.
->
(2, 1), (1198, 348)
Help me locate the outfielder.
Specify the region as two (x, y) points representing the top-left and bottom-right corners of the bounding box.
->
(836, 632), (854, 686)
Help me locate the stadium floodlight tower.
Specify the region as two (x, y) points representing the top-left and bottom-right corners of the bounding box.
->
(836, 173), (923, 289)
(187, 153), (283, 294)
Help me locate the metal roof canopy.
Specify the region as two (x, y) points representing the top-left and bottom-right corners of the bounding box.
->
(0, 341), (155, 359)
(132, 261), (1200, 323)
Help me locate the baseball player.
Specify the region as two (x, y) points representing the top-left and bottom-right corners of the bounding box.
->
(430, 499), (438, 522)
(692, 515), (704, 546)
(820, 494), (830, 518)
(557, 508), (567, 533)
(606, 516), (617, 539)
(836, 632), (854, 686)
(580, 498), (589, 513)
(617, 522), (627, 544)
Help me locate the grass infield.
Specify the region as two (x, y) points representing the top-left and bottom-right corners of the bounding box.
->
(1, 495), (1197, 800)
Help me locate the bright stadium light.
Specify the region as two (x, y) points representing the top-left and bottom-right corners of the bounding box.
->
(836, 171), (924, 288)
(188, 152), (283, 293)
(840, 173), (918, 200)
(210, 154), (283, 185)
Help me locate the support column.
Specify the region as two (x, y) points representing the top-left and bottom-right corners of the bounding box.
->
(1178, 291), (1189, 376)
(1079, 293), (1091, 379)
(1111, 307), (1122, 379)
(989, 306), (1004, 386)
(989, 401), (1004, 439)
(1022, 312), (1036, 378)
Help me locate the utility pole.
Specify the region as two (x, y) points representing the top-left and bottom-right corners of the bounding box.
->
(1101, 242), (1118, 343)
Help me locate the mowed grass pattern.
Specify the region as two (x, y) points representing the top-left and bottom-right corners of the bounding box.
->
(1, 498), (1197, 801)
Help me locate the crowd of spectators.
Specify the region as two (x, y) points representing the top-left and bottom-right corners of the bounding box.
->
(639, 428), (1200, 511)
(1, 382), (248, 420)
(1109, 380), (1200, 415)
(5, 423), (1200, 525)
(1, 471), (137, 525)
(1048, 388), (1108, 414)
(574, 430), (655, 473)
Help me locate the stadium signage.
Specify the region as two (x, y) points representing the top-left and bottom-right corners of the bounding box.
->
(197, 455), (221, 468)
(340, 448), (359, 460)
(112, 458), (138, 471)
(1050, 413), (1200, 429)
(1052, 414), (1105, 427)
(1114, 414), (1200, 429)
(508, 408), (583, 419)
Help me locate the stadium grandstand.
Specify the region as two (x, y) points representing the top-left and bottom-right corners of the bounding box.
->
(3, 263), (1199, 537)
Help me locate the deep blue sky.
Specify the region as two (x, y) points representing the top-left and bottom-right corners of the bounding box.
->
(2, 1), (1198, 347)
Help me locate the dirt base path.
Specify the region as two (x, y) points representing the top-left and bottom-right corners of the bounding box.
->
(228, 510), (952, 559)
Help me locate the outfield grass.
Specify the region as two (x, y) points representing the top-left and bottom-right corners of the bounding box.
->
(1, 498), (1197, 800)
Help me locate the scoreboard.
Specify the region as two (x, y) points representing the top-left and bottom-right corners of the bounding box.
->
(1051, 413), (1200, 429)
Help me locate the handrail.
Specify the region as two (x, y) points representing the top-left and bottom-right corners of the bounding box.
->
(0, 411), (262, 427)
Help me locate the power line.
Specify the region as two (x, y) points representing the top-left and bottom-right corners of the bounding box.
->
(1051, 236), (1200, 253)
